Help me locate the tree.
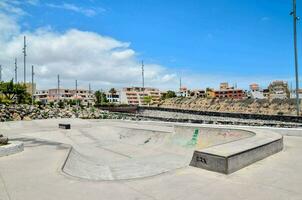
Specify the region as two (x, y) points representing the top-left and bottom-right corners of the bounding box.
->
(0, 80), (31, 104)
(95, 90), (108, 105)
(143, 96), (152, 105)
(161, 90), (176, 100)
(109, 88), (117, 94)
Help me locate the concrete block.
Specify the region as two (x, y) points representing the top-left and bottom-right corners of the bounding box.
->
(59, 124), (71, 129)
(190, 138), (283, 174)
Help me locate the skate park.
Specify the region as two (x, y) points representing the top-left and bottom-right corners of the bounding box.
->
(1, 118), (301, 199)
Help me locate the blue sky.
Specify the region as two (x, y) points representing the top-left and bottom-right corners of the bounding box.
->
(0, 0), (301, 90)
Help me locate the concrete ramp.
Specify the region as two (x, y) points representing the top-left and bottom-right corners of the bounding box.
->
(62, 122), (257, 180)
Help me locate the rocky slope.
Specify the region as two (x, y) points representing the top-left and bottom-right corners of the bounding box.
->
(159, 97), (300, 116)
(0, 104), (124, 122)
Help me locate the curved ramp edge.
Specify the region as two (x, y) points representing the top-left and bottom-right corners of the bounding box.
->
(190, 129), (283, 174)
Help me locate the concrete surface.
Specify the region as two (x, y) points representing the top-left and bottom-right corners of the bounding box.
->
(0, 141), (23, 157)
(0, 119), (301, 200)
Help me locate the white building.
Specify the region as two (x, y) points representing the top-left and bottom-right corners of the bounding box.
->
(177, 87), (190, 97)
(106, 91), (120, 104)
(250, 91), (265, 99)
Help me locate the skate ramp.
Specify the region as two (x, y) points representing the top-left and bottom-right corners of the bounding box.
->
(62, 123), (253, 180)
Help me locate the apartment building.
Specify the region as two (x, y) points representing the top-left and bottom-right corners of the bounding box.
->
(214, 89), (244, 99)
(106, 91), (120, 104)
(72, 89), (95, 105)
(34, 90), (49, 104)
(206, 83), (245, 99)
(120, 87), (161, 105)
(35, 88), (94, 105)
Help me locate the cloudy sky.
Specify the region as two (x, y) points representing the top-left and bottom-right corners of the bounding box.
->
(0, 0), (300, 91)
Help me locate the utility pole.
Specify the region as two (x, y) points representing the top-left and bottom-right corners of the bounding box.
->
(31, 65), (34, 106)
(23, 36), (27, 84)
(75, 80), (78, 100)
(179, 77), (182, 90)
(88, 83), (91, 107)
(75, 80), (79, 117)
(291, 0), (300, 116)
(100, 88), (103, 105)
(57, 74), (60, 102)
(142, 60), (145, 92)
(0, 65), (2, 82)
(179, 77), (182, 97)
(15, 58), (17, 83)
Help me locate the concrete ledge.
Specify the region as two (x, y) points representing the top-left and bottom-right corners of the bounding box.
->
(190, 129), (283, 174)
(0, 141), (24, 157)
(59, 124), (71, 129)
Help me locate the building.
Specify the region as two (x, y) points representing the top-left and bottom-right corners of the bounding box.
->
(268, 81), (290, 99)
(290, 89), (302, 99)
(209, 83), (245, 99)
(72, 89), (95, 106)
(248, 83), (265, 99)
(106, 91), (120, 104)
(220, 82), (230, 90)
(249, 90), (265, 99)
(120, 87), (161, 105)
(177, 87), (190, 97)
(190, 89), (206, 98)
(214, 89), (244, 99)
(34, 90), (49, 104)
(206, 88), (216, 98)
(35, 88), (95, 105)
(249, 83), (260, 91)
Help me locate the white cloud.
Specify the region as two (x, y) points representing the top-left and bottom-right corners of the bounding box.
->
(0, 1), (27, 16)
(0, 8), (178, 90)
(46, 3), (104, 17)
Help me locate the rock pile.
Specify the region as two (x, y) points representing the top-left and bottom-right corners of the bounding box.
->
(0, 104), (125, 122)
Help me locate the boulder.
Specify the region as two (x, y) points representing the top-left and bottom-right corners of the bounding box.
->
(0, 134), (8, 145)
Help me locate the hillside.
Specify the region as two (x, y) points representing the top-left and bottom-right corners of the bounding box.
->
(159, 97), (300, 116)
